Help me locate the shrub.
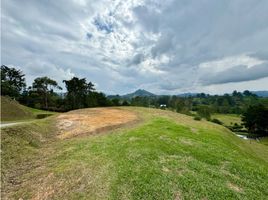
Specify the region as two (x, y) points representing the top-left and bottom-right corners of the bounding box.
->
(211, 118), (223, 125)
(194, 116), (201, 121)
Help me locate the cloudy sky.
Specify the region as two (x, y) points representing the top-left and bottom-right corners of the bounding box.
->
(2, 0), (268, 95)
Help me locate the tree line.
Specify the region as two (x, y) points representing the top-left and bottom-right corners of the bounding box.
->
(1, 65), (113, 111)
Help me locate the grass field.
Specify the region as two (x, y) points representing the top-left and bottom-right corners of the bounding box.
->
(1, 107), (268, 199)
(260, 137), (268, 146)
(0, 96), (55, 122)
(211, 113), (242, 126)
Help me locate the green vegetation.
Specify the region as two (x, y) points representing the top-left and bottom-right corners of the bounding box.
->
(1, 117), (56, 173)
(210, 118), (223, 125)
(1, 65), (26, 98)
(1, 65), (115, 111)
(242, 104), (268, 137)
(1, 65), (268, 135)
(212, 114), (241, 126)
(260, 137), (268, 146)
(1, 96), (55, 122)
(196, 105), (212, 120)
(2, 108), (268, 199)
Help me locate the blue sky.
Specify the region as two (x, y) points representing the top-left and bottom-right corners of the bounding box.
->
(2, 0), (268, 94)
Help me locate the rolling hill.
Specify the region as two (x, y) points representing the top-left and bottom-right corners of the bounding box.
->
(1, 96), (55, 122)
(1, 107), (267, 199)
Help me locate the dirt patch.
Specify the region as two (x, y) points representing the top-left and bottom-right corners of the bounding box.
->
(162, 166), (170, 173)
(174, 191), (182, 200)
(190, 127), (199, 134)
(227, 182), (243, 193)
(56, 108), (138, 139)
(179, 138), (194, 146)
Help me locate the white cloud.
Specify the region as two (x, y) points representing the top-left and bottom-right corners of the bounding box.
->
(1, 0), (268, 94)
(199, 54), (265, 72)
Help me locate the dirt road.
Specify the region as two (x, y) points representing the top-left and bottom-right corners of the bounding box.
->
(56, 107), (138, 139)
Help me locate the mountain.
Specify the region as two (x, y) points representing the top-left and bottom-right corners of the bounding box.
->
(251, 91), (268, 97)
(107, 90), (268, 99)
(122, 89), (156, 99)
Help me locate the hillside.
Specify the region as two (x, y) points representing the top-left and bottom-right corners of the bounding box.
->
(251, 90), (268, 97)
(1, 107), (268, 199)
(0, 96), (55, 122)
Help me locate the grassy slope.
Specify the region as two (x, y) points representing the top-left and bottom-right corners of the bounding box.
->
(1, 107), (268, 200)
(260, 137), (268, 146)
(0, 96), (55, 122)
(1, 117), (57, 197)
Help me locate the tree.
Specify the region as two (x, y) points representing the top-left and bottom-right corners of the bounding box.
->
(242, 104), (268, 137)
(197, 105), (212, 120)
(63, 77), (95, 109)
(243, 90), (257, 97)
(1, 65), (26, 98)
(122, 100), (130, 106)
(32, 76), (61, 109)
(111, 98), (120, 106)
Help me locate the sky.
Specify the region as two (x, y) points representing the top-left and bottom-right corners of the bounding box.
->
(1, 0), (268, 95)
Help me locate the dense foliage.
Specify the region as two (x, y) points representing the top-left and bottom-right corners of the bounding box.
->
(242, 104), (268, 137)
(1, 65), (112, 111)
(110, 91), (266, 116)
(1, 65), (26, 98)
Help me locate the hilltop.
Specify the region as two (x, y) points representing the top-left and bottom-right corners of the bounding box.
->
(122, 89), (156, 98)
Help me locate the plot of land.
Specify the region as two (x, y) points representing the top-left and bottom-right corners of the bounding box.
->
(56, 108), (138, 139)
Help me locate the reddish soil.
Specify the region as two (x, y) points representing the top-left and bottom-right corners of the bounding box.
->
(56, 108), (138, 139)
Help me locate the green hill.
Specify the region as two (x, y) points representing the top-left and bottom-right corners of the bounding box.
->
(1, 107), (268, 199)
(1, 96), (55, 122)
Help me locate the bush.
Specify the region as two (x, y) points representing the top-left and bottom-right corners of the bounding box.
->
(193, 116), (201, 121)
(36, 114), (53, 119)
(122, 100), (130, 106)
(211, 118), (223, 125)
(225, 123), (245, 132)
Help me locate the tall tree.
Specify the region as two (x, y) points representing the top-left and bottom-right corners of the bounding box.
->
(242, 104), (268, 137)
(63, 77), (95, 109)
(32, 76), (61, 109)
(1, 65), (26, 98)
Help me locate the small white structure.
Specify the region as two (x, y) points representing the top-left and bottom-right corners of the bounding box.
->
(160, 104), (167, 109)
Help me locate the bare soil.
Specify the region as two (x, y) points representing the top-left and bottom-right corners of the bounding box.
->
(56, 107), (138, 139)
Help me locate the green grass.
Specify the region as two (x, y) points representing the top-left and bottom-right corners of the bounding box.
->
(212, 113), (242, 126)
(260, 137), (268, 146)
(1, 96), (56, 122)
(1, 107), (268, 199)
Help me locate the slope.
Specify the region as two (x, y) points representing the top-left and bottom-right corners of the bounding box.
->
(1, 107), (268, 200)
(0, 96), (54, 122)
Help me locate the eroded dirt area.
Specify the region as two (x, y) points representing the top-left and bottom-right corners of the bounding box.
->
(57, 108), (138, 139)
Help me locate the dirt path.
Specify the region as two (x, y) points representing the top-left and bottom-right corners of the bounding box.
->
(56, 107), (138, 139)
(0, 121), (28, 128)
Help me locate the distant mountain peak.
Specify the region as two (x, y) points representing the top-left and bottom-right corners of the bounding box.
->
(123, 89), (156, 98)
